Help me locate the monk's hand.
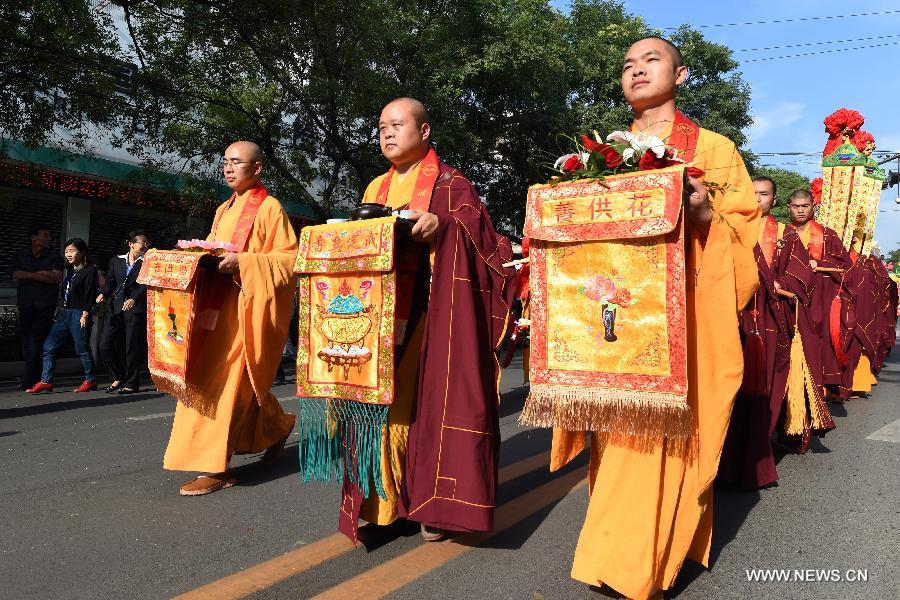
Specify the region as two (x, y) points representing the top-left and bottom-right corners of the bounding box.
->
(774, 280), (782, 290)
(409, 210), (439, 244)
(685, 176), (713, 226)
(809, 259), (818, 271)
(218, 251), (240, 275)
(123, 299), (135, 311)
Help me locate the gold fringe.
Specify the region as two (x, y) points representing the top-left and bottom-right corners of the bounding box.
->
(784, 324), (813, 436)
(519, 384), (694, 457)
(808, 380), (829, 430)
(149, 369), (217, 418)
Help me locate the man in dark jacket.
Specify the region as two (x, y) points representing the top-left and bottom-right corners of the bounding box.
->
(11, 223), (63, 389)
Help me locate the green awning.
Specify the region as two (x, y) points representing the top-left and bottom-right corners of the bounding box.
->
(0, 138), (319, 220)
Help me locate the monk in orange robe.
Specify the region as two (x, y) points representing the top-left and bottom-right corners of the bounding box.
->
(551, 37), (759, 599)
(163, 141), (297, 495)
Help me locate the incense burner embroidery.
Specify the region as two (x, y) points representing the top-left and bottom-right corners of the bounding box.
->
(314, 279), (377, 379)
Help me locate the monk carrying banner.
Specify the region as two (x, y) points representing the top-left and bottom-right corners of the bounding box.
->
(520, 37), (759, 599)
(296, 98), (515, 542)
(141, 141), (297, 496)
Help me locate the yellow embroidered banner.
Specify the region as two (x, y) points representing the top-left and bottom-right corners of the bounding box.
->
(519, 166), (690, 446)
(137, 250), (204, 397)
(820, 143), (887, 253)
(295, 217), (396, 405)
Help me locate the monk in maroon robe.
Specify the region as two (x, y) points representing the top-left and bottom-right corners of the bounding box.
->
(780, 193), (835, 452)
(786, 191), (853, 398)
(837, 255), (880, 398)
(340, 98), (514, 542)
(872, 258), (898, 370)
(720, 177), (791, 488)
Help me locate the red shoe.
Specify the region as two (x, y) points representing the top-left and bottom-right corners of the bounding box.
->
(26, 382), (53, 393)
(73, 380), (98, 393)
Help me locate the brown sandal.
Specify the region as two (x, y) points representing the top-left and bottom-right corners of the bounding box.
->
(179, 471), (237, 496)
(261, 436), (289, 466)
(420, 523), (447, 542)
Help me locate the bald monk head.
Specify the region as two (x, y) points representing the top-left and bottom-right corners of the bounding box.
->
(788, 189), (815, 227)
(223, 140), (264, 193)
(621, 37), (688, 113)
(753, 176), (777, 216)
(379, 97), (432, 174)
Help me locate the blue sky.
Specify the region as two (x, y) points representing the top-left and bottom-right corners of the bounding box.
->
(561, 1), (900, 254)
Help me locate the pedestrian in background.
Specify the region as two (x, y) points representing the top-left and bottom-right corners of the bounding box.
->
(97, 231), (149, 394)
(26, 238), (98, 394)
(11, 223), (64, 390)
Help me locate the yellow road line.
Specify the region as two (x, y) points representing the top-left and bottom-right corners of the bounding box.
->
(310, 468), (587, 600)
(174, 450), (552, 599)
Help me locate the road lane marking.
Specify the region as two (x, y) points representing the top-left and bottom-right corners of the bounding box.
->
(310, 467), (588, 599)
(867, 418), (900, 443)
(174, 450), (552, 600)
(126, 396), (296, 422)
(126, 412), (175, 421)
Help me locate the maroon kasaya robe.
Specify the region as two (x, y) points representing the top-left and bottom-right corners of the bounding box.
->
(776, 227), (835, 453)
(872, 259), (898, 370)
(830, 257), (874, 399)
(719, 242), (791, 488)
(794, 224), (853, 392)
(337, 161), (515, 541)
(396, 161), (515, 533)
(837, 257), (879, 397)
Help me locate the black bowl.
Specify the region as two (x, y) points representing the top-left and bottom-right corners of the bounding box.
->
(350, 203), (393, 221)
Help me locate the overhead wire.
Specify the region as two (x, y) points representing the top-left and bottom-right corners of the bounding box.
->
(740, 40), (900, 63)
(668, 9), (900, 29)
(734, 33), (900, 52)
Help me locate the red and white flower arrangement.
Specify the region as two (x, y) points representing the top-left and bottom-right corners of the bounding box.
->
(550, 130), (705, 182)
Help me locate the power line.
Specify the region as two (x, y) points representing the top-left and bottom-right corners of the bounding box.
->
(756, 151), (899, 156)
(670, 9), (900, 29)
(741, 40), (900, 62)
(735, 33), (900, 52)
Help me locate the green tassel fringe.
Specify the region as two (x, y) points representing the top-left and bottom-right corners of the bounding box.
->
(297, 397), (389, 500)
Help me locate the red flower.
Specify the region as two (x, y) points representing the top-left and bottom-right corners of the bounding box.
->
(610, 288), (632, 306)
(580, 134), (602, 153)
(580, 134), (623, 169)
(562, 154), (582, 173)
(810, 177), (823, 205)
(686, 167), (705, 179)
(638, 149), (668, 171)
(852, 130), (875, 152)
(823, 108), (865, 135)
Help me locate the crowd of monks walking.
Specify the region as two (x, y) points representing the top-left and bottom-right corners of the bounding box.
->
(719, 182), (898, 490)
(126, 34), (896, 600)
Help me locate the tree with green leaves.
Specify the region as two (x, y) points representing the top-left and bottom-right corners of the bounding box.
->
(4, 0), (758, 234)
(0, 0), (122, 145)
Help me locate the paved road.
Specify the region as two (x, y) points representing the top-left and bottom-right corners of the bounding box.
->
(1, 351), (898, 599)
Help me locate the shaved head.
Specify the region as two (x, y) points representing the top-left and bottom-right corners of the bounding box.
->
(629, 36), (684, 69)
(789, 189), (813, 204)
(226, 140), (264, 164)
(378, 97), (432, 169)
(223, 140), (264, 193)
(384, 97), (431, 128)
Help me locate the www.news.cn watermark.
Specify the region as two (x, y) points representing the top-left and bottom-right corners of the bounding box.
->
(745, 569), (869, 583)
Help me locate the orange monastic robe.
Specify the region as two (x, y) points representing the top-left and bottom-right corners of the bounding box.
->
(355, 163), (427, 524)
(552, 127), (759, 599)
(163, 189), (297, 472)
